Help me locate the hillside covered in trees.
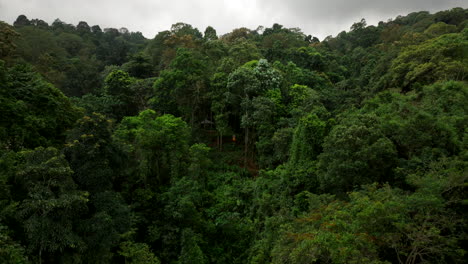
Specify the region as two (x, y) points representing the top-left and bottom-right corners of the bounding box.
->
(1, 7), (467, 264)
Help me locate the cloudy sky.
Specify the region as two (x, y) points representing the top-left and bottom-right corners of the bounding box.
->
(0, 0), (466, 40)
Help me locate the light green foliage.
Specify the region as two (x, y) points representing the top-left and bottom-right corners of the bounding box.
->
(105, 69), (138, 118)
(287, 84), (328, 119)
(423, 22), (458, 38)
(290, 113), (326, 165)
(209, 71), (231, 148)
(0, 21), (19, 60)
(119, 240), (160, 264)
(82, 69), (152, 118)
(390, 32), (468, 90)
(104, 69), (133, 98)
(317, 81), (467, 194)
(251, 94), (280, 167)
(114, 110), (190, 186)
(279, 113), (329, 196)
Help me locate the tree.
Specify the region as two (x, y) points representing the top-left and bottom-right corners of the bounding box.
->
(272, 162), (467, 264)
(0, 22), (19, 60)
(178, 229), (207, 264)
(204, 26), (218, 41)
(423, 22), (457, 38)
(0, 61), (81, 150)
(119, 240), (160, 264)
(0, 224), (29, 264)
(228, 40), (261, 67)
(318, 113), (398, 194)
(65, 114), (132, 262)
(104, 69), (137, 118)
(76, 21), (91, 34)
(151, 48), (208, 126)
(16, 147), (87, 264)
(114, 110), (190, 188)
(122, 52), (154, 78)
(227, 59), (282, 166)
(78, 191), (132, 263)
(261, 24), (307, 62)
(13, 15), (31, 27)
(289, 113), (326, 166)
(390, 31), (467, 91)
(62, 57), (101, 96)
(171, 23), (203, 39)
(64, 113), (115, 192)
(227, 62), (260, 165)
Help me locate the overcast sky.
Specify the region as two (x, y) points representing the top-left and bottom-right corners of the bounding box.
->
(0, 0), (466, 40)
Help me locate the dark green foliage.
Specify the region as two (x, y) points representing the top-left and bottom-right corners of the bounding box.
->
(16, 147), (87, 263)
(10, 15), (148, 96)
(122, 52), (154, 78)
(1, 8), (467, 264)
(272, 158), (467, 264)
(318, 113), (398, 193)
(78, 191), (131, 263)
(0, 61), (81, 150)
(71, 94), (123, 118)
(204, 26), (218, 41)
(0, 224), (29, 264)
(151, 48), (208, 125)
(64, 113), (115, 192)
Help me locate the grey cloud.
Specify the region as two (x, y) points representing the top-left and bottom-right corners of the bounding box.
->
(225, 0), (468, 39)
(256, 0), (467, 38)
(0, 0), (466, 40)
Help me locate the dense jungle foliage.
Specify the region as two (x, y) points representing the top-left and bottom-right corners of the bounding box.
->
(1, 7), (467, 263)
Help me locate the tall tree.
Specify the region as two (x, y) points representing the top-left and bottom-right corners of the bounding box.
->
(16, 147), (87, 264)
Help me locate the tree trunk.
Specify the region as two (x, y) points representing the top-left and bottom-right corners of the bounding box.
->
(191, 110), (195, 129)
(244, 128), (249, 167)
